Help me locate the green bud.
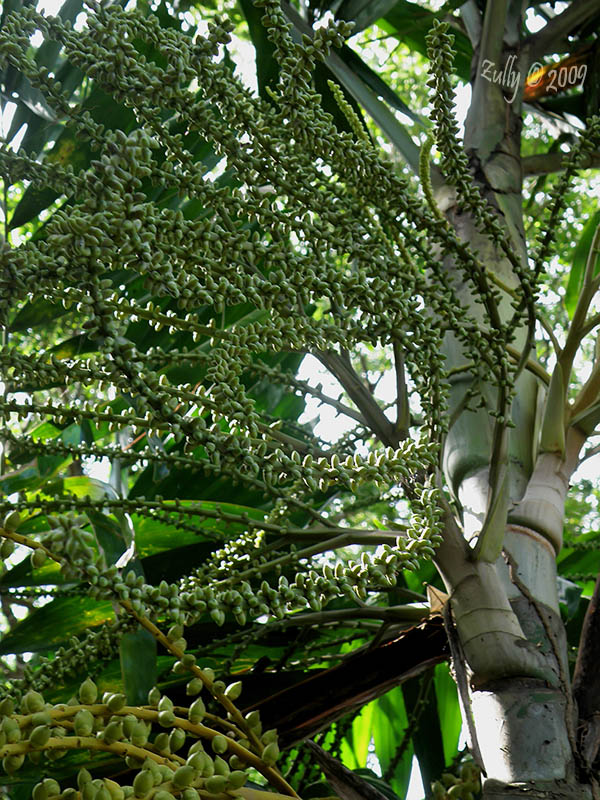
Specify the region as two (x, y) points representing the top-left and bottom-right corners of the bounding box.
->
(211, 734), (228, 754)
(167, 625), (184, 640)
(186, 678), (204, 696)
(225, 681), (242, 700)
(103, 720), (124, 744)
(173, 766), (195, 788)
(79, 678), (98, 704)
(131, 721), (149, 747)
(188, 697), (206, 723)
(122, 715), (137, 738)
(147, 687), (160, 706)
(0, 698), (14, 715)
(74, 709), (95, 736)
(0, 539), (15, 558)
(262, 742), (279, 765)
(157, 695), (173, 712)
(169, 726), (186, 752)
(29, 724), (51, 747)
(3, 511), (20, 531)
(2, 753), (25, 775)
(23, 691), (45, 713)
(32, 783), (49, 800)
(205, 775), (228, 794)
(78, 770), (93, 789)
(213, 756), (229, 776)
(107, 693), (126, 712)
(228, 771), (247, 790)
(261, 729), (278, 745)
(31, 549), (47, 568)
(158, 709), (176, 727)
(42, 778), (61, 797)
(133, 770), (154, 798)
(154, 732), (170, 752)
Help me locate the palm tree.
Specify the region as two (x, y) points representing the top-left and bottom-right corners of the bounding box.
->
(1, 1), (600, 799)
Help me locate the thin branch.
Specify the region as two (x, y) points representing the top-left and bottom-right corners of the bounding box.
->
(523, 151), (600, 177)
(559, 224), (600, 380)
(315, 349), (401, 448)
(459, 0), (482, 49)
(525, 0), (600, 63)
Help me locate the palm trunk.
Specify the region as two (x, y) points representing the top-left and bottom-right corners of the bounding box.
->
(430, 2), (594, 791)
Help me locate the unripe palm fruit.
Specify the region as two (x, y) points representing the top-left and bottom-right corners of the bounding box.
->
(0, 539), (15, 558)
(74, 709), (95, 736)
(441, 774), (458, 787)
(3, 511), (20, 531)
(122, 715), (137, 738)
(262, 742), (279, 765)
(133, 770), (154, 798)
(5, 753), (26, 773)
(213, 756), (229, 776)
(211, 734), (228, 754)
(205, 775), (228, 794)
(32, 783), (49, 800)
(432, 781), (446, 800)
(31, 549), (47, 568)
(78, 769), (93, 789)
(188, 697), (206, 723)
(225, 681), (242, 700)
(147, 687), (160, 706)
(79, 678), (98, 704)
(103, 720), (124, 744)
(261, 729), (277, 745)
(158, 696), (173, 712)
(244, 710), (260, 728)
(228, 771), (247, 790)
(154, 732), (170, 752)
(182, 790), (200, 800)
(105, 779), (125, 800)
(107, 693), (126, 712)
(173, 766), (195, 788)
(42, 779), (61, 797)
(169, 727), (186, 752)
(23, 691), (45, 713)
(29, 725), (51, 747)
(0, 698), (14, 715)
(186, 678), (203, 696)
(158, 709), (176, 727)
(131, 721), (149, 747)
(154, 793), (175, 800)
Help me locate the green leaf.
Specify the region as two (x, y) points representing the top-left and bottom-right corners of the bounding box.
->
(340, 699), (375, 769)
(133, 500), (265, 557)
(402, 670), (446, 794)
(373, 687), (412, 798)
(564, 210), (600, 318)
(380, 2), (472, 82)
(120, 627), (158, 705)
(336, 0), (399, 33)
(433, 663), (461, 765)
(0, 597), (114, 655)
